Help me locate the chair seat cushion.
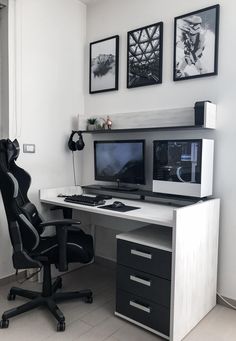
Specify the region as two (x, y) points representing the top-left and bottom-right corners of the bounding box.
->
(32, 228), (94, 264)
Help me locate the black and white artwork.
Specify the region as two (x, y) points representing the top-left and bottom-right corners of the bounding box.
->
(174, 5), (220, 81)
(127, 22), (163, 88)
(89, 35), (119, 94)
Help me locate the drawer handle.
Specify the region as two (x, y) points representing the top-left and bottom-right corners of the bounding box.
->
(130, 249), (152, 259)
(130, 275), (151, 287)
(129, 300), (151, 314)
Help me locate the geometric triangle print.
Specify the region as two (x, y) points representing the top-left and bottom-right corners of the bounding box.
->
(133, 30), (141, 41)
(136, 55), (143, 62)
(130, 45), (137, 54)
(150, 52), (155, 60)
(129, 36), (136, 46)
(136, 46), (142, 55)
(140, 42), (148, 52)
(153, 27), (160, 39)
(152, 39), (159, 49)
(146, 44), (152, 53)
(148, 25), (156, 38)
(140, 29), (148, 42)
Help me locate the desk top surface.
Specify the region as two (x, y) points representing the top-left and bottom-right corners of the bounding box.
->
(40, 187), (178, 227)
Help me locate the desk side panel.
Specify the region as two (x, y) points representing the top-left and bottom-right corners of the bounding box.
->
(170, 199), (220, 341)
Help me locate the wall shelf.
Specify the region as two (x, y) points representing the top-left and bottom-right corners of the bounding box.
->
(79, 103), (216, 133)
(81, 125), (213, 134)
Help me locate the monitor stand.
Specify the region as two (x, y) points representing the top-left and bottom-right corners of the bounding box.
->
(100, 185), (138, 192)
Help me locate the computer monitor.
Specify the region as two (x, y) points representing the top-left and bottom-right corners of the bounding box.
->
(153, 139), (214, 198)
(94, 140), (145, 189)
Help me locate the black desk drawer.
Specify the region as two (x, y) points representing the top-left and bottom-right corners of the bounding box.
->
(117, 240), (172, 280)
(117, 265), (171, 308)
(116, 289), (170, 336)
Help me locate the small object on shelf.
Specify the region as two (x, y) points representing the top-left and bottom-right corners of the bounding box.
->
(87, 118), (97, 131)
(96, 116), (112, 130)
(106, 116), (112, 129)
(96, 117), (106, 130)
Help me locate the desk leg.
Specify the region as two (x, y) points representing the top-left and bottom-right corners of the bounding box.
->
(62, 207), (73, 219)
(90, 223), (96, 264)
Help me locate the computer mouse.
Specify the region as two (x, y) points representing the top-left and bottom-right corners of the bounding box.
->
(112, 201), (125, 208)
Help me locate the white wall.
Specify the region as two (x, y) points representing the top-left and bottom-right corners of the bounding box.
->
(0, 1), (12, 278)
(84, 0), (236, 299)
(0, 2), (9, 138)
(0, 0), (86, 279)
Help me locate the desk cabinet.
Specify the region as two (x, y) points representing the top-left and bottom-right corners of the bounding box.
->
(116, 228), (172, 339)
(39, 187), (220, 341)
(117, 265), (171, 307)
(117, 240), (172, 280)
(115, 199), (220, 341)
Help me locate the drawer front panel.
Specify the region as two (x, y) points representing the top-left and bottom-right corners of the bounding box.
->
(117, 240), (172, 280)
(117, 265), (171, 307)
(116, 289), (170, 336)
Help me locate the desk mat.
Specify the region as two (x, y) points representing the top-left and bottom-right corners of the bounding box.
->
(98, 204), (140, 212)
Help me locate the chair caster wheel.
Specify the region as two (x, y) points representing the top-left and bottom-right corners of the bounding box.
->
(85, 294), (93, 304)
(57, 321), (66, 332)
(0, 319), (9, 329)
(7, 293), (16, 301)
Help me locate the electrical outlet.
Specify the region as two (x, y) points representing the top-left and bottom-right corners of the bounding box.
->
(23, 144), (35, 153)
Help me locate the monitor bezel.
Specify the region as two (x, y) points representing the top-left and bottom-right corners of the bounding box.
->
(94, 139), (146, 185)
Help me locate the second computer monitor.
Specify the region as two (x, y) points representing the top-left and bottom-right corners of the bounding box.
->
(94, 140), (145, 187)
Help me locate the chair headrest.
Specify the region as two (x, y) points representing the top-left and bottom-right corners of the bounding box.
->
(6, 139), (20, 163)
(0, 139), (20, 170)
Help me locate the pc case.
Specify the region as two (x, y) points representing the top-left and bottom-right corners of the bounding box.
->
(153, 139), (214, 198)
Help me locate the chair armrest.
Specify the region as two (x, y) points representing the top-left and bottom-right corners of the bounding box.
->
(39, 219), (81, 228)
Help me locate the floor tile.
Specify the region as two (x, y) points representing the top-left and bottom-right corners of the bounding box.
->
(0, 264), (236, 341)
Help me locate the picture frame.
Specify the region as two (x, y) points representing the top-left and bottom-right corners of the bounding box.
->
(89, 35), (119, 94)
(173, 4), (220, 81)
(127, 22), (163, 88)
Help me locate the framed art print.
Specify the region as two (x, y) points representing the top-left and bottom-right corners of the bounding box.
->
(127, 22), (163, 88)
(89, 35), (119, 94)
(174, 4), (220, 81)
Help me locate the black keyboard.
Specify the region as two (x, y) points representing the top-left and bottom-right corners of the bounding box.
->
(64, 195), (105, 206)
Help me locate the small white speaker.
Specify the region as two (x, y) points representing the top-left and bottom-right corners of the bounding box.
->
(194, 101), (217, 129)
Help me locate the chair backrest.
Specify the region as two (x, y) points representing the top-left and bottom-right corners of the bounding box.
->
(0, 139), (44, 252)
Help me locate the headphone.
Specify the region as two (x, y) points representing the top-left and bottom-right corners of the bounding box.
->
(68, 131), (85, 151)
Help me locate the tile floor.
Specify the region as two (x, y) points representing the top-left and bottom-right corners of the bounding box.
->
(0, 263), (235, 341)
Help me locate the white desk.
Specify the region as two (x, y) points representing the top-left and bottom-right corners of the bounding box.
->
(40, 186), (220, 341)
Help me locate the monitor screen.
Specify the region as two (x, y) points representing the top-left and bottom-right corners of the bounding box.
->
(94, 140), (145, 184)
(153, 140), (202, 184)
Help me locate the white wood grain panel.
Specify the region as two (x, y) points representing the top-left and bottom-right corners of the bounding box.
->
(170, 199), (220, 341)
(79, 107), (195, 130)
(40, 195), (176, 227)
(114, 312), (170, 340)
(117, 225), (172, 252)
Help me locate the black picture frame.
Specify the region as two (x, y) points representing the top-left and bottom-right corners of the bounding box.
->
(173, 4), (220, 81)
(89, 35), (119, 94)
(127, 22), (163, 88)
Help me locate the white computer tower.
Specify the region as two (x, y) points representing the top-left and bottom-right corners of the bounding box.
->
(153, 139), (214, 198)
